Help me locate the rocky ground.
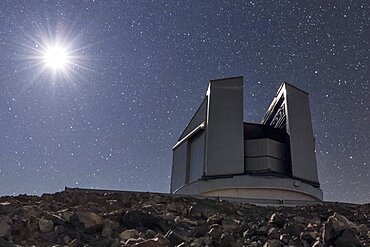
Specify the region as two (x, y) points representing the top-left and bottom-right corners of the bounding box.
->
(0, 190), (368, 247)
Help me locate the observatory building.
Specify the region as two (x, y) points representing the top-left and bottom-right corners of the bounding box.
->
(170, 76), (323, 203)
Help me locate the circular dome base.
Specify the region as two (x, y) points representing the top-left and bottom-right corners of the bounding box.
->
(174, 175), (323, 202)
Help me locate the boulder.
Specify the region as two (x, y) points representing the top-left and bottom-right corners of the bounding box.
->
(333, 228), (361, 247)
(207, 225), (223, 239)
(192, 223), (209, 238)
(300, 231), (316, 244)
(39, 218), (54, 233)
(221, 218), (239, 231)
(284, 222), (305, 236)
(71, 211), (103, 233)
(207, 214), (223, 225)
(188, 201), (217, 219)
(257, 226), (269, 236)
(221, 233), (238, 246)
(279, 234), (289, 244)
(101, 220), (119, 237)
(0, 217), (11, 237)
(267, 227), (279, 239)
(165, 229), (187, 245)
(120, 229), (139, 240)
(268, 213), (285, 228)
(323, 212), (361, 246)
(122, 210), (164, 231)
(144, 229), (157, 239)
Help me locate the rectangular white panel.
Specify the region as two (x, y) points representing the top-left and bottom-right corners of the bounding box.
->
(188, 132), (205, 182)
(171, 142), (188, 193)
(205, 77), (245, 176)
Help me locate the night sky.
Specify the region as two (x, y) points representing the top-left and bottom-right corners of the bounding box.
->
(0, 1), (368, 204)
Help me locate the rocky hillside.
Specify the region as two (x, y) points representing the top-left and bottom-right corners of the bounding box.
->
(0, 190), (368, 247)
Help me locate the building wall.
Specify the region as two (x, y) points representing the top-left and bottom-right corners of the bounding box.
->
(204, 77), (244, 176)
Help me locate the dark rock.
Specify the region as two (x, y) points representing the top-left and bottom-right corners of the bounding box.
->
(192, 223), (209, 238)
(39, 218), (54, 233)
(58, 208), (74, 222)
(142, 204), (159, 214)
(93, 237), (114, 247)
(233, 222), (250, 235)
(167, 201), (184, 213)
(71, 211), (103, 233)
(10, 216), (26, 233)
(251, 234), (267, 243)
(279, 234), (289, 244)
(323, 212), (361, 246)
(69, 238), (83, 247)
(287, 238), (308, 247)
(165, 229), (187, 245)
(257, 226), (269, 236)
(293, 215), (306, 225)
(333, 228), (361, 247)
(122, 210), (163, 231)
(0, 217), (11, 237)
(0, 201), (17, 216)
(188, 200), (217, 219)
(144, 229), (157, 239)
(358, 224), (367, 237)
(101, 220), (119, 238)
(163, 212), (175, 220)
(207, 214), (223, 225)
(55, 225), (66, 235)
(39, 230), (57, 243)
(11, 205), (42, 219)
(243, 228), (257, 238)
(221, 218), (239, 231)
(263, 239), (283, 247)
(47, 214), (67, 225)
(174, 216), (198, 227)
(268, 213), (285, 228)
(267, 227), (279, 239)
(104, 209), (123, 222)
(284, 222), (305, 236)
(120, 229), (139, 240)
(191, 236), (213, 246)
(220, 233), (238, 246)
(207, 226), (223, 239)
(312, 240), (322, 247)
(0, 238), (16, 247)
(41, 193), (54, 202)
(27, 216), (39, 232)
(110, 238), (120, 247)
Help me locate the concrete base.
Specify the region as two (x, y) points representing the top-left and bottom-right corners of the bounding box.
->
(174, 175), (323, 202)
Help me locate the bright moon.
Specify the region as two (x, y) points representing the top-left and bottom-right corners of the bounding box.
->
(43, 45), (69, 70)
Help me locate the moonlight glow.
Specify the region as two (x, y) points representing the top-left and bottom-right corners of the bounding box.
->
(21, 32), (92, 83)
(43, 45), (69, 70)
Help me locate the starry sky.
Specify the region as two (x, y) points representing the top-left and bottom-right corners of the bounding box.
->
(0, 1), (368, 204)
